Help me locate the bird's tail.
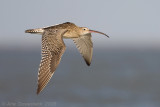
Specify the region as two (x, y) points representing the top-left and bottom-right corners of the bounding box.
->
(25, 28), (44, 34)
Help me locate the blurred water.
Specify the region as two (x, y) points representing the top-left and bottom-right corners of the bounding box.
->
(0, 49), (160, 107)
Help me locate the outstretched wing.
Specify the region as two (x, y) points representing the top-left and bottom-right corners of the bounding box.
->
(37, 29), (67, 94)
(72, 33), (93, 66)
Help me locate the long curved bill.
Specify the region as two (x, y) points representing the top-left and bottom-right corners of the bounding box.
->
(89, 30), (109, 38)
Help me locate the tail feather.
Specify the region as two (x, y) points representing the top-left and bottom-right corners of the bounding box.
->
(25, 28), (44, 34)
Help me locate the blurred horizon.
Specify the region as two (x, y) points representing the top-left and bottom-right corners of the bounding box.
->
(0, 0), (160, 50)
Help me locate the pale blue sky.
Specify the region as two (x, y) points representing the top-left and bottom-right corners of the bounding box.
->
(0, 0), (160, 49)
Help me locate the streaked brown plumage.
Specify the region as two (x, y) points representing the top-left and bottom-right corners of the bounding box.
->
(25, 22), (109, 94)
(37, 29), (67, 94)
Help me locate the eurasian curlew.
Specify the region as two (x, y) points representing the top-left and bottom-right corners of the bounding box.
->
(25, 22), (109, 94)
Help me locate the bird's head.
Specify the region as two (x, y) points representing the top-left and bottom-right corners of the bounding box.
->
(80, 27), (109, 38)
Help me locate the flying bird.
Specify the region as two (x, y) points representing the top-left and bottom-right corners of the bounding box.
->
(25, 22), (109, 94)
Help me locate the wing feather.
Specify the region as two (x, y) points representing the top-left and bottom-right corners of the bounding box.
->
(37, 29), (67, 94)
(72, 34), (93, 66)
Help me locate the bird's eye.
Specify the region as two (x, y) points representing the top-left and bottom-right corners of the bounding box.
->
(83, 28), (86, 30)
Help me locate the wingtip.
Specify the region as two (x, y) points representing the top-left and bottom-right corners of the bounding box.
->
(36, 92), (40, 95)
(36, 83), (43, 95)
(87, 63), (91, 66)
(36, 88), (40, 95)
(85, 60), (91, 66)
(36, 87), (41, 95)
